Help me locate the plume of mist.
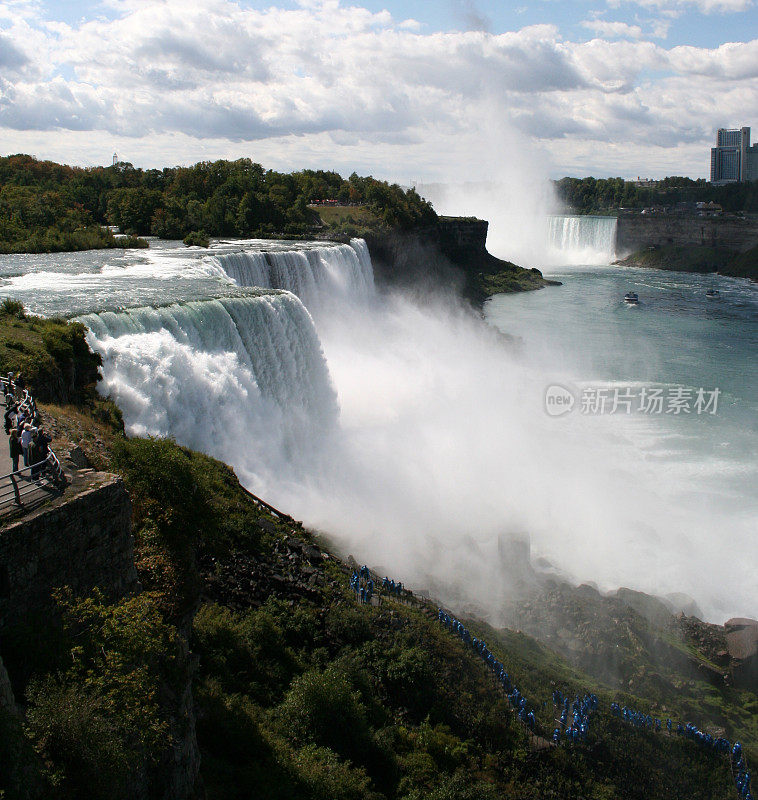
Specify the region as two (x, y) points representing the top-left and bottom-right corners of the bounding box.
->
(414, 100), (562, 269)
(251, 286), (755, 625)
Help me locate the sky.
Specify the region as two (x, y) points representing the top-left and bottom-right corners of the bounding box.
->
(0, 0), (756, 182)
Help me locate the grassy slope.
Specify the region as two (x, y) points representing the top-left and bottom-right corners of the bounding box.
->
(0, 302), (104, 404)
(311, 204), (382, 232)
(478, 266), (554, 296)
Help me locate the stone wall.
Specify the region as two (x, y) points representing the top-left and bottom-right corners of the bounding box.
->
(0, 473), (137, 634)
(616, 214), (758, 256)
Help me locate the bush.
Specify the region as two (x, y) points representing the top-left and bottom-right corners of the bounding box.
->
(183, 230), (209, 247)
(0, 298), (25, 319)
(193, 603), (296, 702)
(290, 745), (377, 800)
(23, 591), (182, 800)
(276, 663), (373, 761)
(383, 646), (434, 714)
(0, 315), (102, 403)
(110, 437), (268, 611)
(25, 682), (135, 800)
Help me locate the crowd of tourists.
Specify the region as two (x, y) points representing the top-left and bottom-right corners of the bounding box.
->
(2, 373), (55, 484)
(611, 702), (751, 798)
(437, 609), (541, 735)
(733, 742), (753, 800)
(349, 569), (752, 788)
(350, 565), (406, 605)
(552, 690), (599, 744)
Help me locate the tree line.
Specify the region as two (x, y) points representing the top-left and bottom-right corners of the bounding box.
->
(0, 154), (437, 252)
(554, 176), (758, 215)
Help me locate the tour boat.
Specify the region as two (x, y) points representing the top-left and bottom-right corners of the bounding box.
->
(624, 292), (639, 304)
(706, 288), (720, 298)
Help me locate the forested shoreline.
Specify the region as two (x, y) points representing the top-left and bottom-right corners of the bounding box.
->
(555, 176), (758, 215)
(0, 155), (437, 253)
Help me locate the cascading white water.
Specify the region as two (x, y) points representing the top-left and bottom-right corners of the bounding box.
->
(78, 292), (338, 480)
(547, 216), (617, 265)
(47, 233), (755, 622)
(212, 239), (375, 308)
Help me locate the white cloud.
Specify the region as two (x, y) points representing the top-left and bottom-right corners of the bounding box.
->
(0, 0), (755, 179)
(581, 19), (645, 39)
(609, 0), (754, 13)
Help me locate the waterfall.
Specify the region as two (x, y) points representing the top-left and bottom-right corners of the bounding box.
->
(212, 239), (375, 308)
(547, 216), (617, 265)
(78, 293), (338, 478)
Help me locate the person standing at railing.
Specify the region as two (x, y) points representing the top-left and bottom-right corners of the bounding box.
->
(20, 423), (33, 468)
(30, 432), (42, 481)
(4, 403), (17, 434)
(9, 429), (22, 473)
(32, 428), (51, 482)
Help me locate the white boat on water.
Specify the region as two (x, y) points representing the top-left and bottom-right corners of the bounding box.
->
(706, 288), (720, 298)
(624, 292), (639, 304)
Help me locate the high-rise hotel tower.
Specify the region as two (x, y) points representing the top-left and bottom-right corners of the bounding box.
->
(710, 127), (758, 184)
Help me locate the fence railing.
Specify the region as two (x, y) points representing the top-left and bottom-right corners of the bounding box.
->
(1, 376), (66, 513)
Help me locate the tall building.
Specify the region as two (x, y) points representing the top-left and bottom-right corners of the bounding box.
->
(710, 127), (758, 184)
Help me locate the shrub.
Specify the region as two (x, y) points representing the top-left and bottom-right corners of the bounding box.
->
(183, 230), (209, 247)
(25, 682), (134, 800)
(291, 745), (377, 800)
(23, 591), (181, 800)
(0, 298), (25, 319)
(384, 646), (434, 714)
(0, 315), (102, 403)
(325, 605), (372, 645)
(276, 663), (373, 761)
(193, 603), (296, 702)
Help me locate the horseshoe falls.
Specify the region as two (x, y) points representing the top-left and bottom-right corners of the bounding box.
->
(547, 215), (617, 265)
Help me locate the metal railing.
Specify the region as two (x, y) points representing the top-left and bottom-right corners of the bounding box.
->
(1, 376), (67, 512)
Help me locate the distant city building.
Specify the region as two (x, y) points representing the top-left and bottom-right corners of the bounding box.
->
(633, 177), (659, 188)
(710, 127), (758, 184)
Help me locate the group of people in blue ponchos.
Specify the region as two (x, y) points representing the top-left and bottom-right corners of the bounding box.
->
(350, 565), (374, 604)
(348, 569), (752, 793)
(552, 690), (598, 744)
(437, 609), (537, 733)
(733, 743), (753, 800)
(383, 576), (403, 596)
(610, 703), (666, 732)
(610, 702), (752, 798)
(350, 565), (407, 605)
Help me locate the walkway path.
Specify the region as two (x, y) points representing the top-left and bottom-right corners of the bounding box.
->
(0, 382), (66, 520)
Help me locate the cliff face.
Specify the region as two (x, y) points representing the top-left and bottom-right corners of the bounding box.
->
(365, 218), (549, 302)
(616, 215), (758, 257)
